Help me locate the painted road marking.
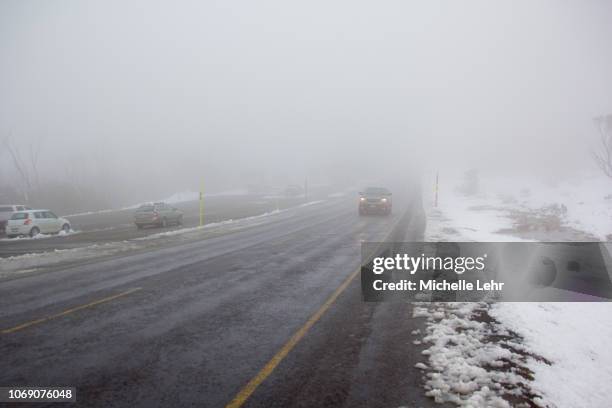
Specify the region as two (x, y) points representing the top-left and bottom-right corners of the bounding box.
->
(225, 267), (360, 408)
(1, 287), (142, 334)
(225, 214), (404, 408)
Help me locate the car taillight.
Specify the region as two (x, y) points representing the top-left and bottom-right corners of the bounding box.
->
(24, 218), (32, 225)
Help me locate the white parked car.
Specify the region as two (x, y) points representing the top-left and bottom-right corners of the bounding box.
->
(0, 204), (30, 234)
(6, 209), (71, 238)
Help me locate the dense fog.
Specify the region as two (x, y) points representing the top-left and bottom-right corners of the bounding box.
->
(1, 0), (612, 210)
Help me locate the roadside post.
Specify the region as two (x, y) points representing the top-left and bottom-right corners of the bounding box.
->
(199, 183), (204, 227)
(434, 171), (439, 207)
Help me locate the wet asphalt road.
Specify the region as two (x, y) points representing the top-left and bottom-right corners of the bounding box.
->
(0, 185), (430, 408)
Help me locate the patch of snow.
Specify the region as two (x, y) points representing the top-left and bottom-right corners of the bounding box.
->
(492, 302), (612, 408)
(425, 205), (526, 243)
(1, 229), (79, 242)
(414, 303), (526, 408)
(0, 241), (142, 277)
(298, 200), (325, 207)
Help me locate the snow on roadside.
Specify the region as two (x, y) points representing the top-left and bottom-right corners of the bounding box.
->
(479, 173), (612, 241)
(413, 302), (539, 408)
(491, 303), (612, 408)
(298, 200), (325, 208)
(161, 188), (248, 204)
(434, 171), (612, 240)
(0, 229), (79, 242)
(0, 241), (142, 277)
(419, 173), (612, 408)
(135, 209), (283, 240)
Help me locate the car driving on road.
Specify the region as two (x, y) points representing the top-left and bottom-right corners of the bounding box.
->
(134, 202), (183, 229)
(6, 209), (71, 238)
(358, 187), (392, 215)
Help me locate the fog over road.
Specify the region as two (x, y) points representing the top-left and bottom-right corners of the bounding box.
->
(0, 183), (429, 408)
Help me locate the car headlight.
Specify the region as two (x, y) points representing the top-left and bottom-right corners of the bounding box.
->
(360, 197), (366, 202)
(381, 198), (387, 203)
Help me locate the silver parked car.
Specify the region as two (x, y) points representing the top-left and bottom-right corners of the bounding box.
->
(134, 202), (183, 229)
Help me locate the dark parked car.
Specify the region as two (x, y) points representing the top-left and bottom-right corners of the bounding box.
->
(134, 202), (183, 229)
(358, 187), (392, 215)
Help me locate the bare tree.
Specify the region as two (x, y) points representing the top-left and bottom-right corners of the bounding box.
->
(3, 136), (33, 202)
(593, 114), (612, 179)
(28, 140), (42, 192)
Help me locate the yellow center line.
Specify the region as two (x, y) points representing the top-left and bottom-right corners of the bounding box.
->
(225, 215), (403, 408)
(1, 287), (142, 335)
(225, 267), (360, 408)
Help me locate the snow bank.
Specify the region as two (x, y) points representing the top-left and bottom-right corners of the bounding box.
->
(135, 209), (282, 240)
(298, 200), (325, 208)
(414, 303), (533, 408)
(0, 241), (142, 276)
(1, 229), (79, 242)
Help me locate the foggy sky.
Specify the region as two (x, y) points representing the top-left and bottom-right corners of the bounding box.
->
(2, 0), (612, 202)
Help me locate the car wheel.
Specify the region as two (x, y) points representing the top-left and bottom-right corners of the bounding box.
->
(62, 223), (71, 233)
(161, 217), (168, 228)
(177, 215), (183, 226)
(136, 223), (143, 230)
(30, 227), (40, 237)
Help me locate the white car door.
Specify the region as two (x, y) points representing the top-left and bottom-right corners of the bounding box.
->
(34, 211), (50, 233)
(45, 211), (62, 233)
(30, 211), (45, 234)
(36, 211), (53, 234)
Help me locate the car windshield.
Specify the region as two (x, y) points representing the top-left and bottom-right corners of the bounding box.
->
(364, 187), (389, 195)
(137, 205), (155, 212)
(10, 212), (29, 220)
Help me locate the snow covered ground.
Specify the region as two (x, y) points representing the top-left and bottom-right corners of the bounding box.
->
(492, 303), (612, 408)
(432, 171), (612, 241)
(419, 171), (612, 408)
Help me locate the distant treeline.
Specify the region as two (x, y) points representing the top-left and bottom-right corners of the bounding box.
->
(0, 183), (111, 216)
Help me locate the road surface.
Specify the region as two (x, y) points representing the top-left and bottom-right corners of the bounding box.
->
(0, 185), (432, 408)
